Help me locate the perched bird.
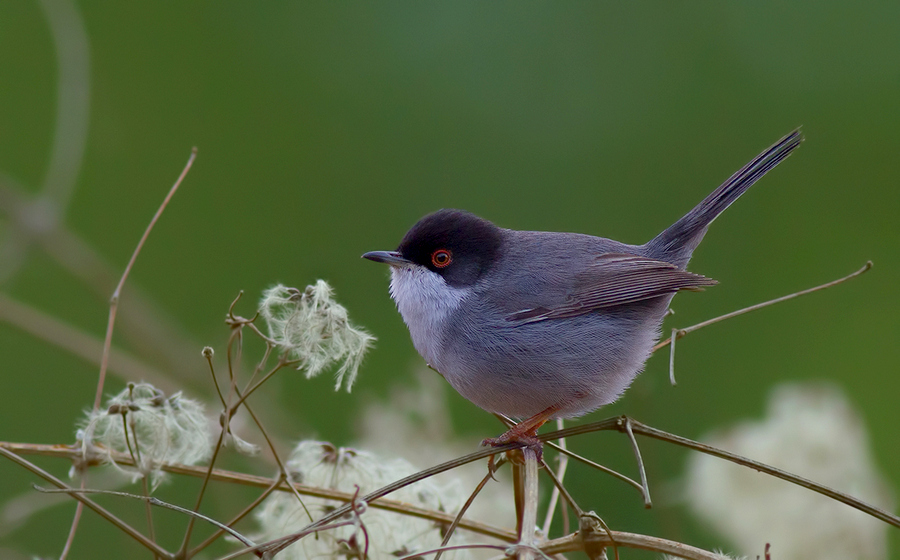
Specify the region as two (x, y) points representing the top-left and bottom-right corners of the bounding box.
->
(364, 131), (802, 448)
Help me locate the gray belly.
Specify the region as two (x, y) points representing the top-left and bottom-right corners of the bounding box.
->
(435, 301), (667, 419)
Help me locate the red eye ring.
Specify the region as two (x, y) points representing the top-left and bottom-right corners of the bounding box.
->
(431, 249), (452, 268)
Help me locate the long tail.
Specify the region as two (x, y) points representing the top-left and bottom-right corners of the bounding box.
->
(647, 129), (802, 265)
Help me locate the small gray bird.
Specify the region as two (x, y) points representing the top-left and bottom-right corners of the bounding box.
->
(364, 130), (801, 447)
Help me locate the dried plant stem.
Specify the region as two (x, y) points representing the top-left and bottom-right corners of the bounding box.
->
(544, 440), (643, 495)
(236, 398), (313, 521)
(538, 416), (900, 529)
(188, 478), (282, 558)
(538, 455), (582, 525)
(0, 447), (169, 558)
(401, 543), (513, 559)
(541, 530), (728, 560)
(626, 418), (900, 528)
(497, 413), (644, 499)
(35, 486), (256, 548)
(516, 448), (539, 560)
(177, 427), (228, 557)
(217, 520), (359, 560)
(218, 340), (313, 523)
(93, 148), (197, 410)
(205, 349), (226, 407)
(668, 327), (678, 385)
(228, 359), (296, 416)
(219, 307), (311, 520)
(623, 417), (652, 508)
(0, 441), (515, 541)
(541, 419), (569, 535)
(0, 439), (778, 560)
(141, 477), (157, 555)
(244, 342), (275, 389)
(654, 260), (872, 355)
(58, 484), (84, 560)
(434, 466), (499, 560)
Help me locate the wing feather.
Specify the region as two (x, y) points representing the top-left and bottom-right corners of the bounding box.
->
(505, 253), (716, 324)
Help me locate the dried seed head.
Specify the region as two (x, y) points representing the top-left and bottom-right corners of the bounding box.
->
(259, 281), (375, 392)
(77, 383), (212, 489)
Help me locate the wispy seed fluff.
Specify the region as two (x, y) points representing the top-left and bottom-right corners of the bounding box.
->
(252, 441), (468, 560)
(683, 382), (894, 560)
(77, 383), (212, 489)
(260, 282), (375, 392)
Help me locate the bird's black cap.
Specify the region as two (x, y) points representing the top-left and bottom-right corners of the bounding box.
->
(390, 209), (504, 288)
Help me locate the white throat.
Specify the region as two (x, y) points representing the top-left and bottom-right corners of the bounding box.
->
(388, 265), (469, 368)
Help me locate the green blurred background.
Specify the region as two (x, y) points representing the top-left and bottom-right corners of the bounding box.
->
(1, 1), (897, 558)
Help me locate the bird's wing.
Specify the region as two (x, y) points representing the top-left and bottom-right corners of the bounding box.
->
(505, 253), (717, 324)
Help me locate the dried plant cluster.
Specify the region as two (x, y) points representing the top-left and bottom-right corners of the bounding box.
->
(78, 383), (212, 489)
(0, 153), (895, 560)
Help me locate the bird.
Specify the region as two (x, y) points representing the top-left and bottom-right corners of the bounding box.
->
(363, 130), (802, 449)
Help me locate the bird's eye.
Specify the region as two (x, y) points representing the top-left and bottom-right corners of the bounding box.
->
(431, 249), (452, 268)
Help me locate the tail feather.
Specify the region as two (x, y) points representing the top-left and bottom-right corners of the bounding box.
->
(648, 129), (802, 265)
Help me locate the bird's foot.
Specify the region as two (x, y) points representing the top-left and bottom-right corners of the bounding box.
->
(482, 424), (544, 463)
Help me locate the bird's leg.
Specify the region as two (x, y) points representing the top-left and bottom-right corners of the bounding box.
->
(481, 404), (562, 460)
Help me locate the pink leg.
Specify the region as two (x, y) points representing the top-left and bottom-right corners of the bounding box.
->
(481, 403), (561, 451)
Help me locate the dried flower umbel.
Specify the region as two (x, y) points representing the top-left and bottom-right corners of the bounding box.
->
(684, 382), (895, 560)
(252, 440), (469, 560)
(77, 383), (212, 489)
(260, 282), (375, 392)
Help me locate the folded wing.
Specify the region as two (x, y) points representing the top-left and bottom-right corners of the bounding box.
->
(506, 253), (716, 324)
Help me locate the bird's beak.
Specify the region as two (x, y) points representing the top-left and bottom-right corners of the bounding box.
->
(362, 251), (413, 267)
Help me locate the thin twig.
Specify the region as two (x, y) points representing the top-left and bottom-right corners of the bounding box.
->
(188, 478), (282, 558)
(205, 347), (226, 407)
(217, 520), (359, 560)
(540, 529), (728, 560)
(400, 543), (512, 560)
(668, 327), (678, 386)
(538, 455), (582, 523)
(0, 441), (515, 542)
(120, 410), (139, 470)
(0, 447), (169, 558)
(141, 476), (157, 557)
(517, 448), (539, 560)
(35, 486), (255, 548)
(243, 342), (275, 390)
(93, 148), (197, 410)
(654, 260), (872, 354)
(526, 416), (900, 528)
(270, 442), (530, 550)
(623, 417), (652, 508)
(177, 425), (228, 557)
(621, 417), (900, 529)
(434, 463), (500, 560)
(543, 440), (644, 495)
(58, 486), (84, 560)
(541, 418), (569, 536)
(534, 416), (900, 528)
(235, 396), (312, 521)
(229, 358), (297, 416)
(511, 457), (525, 537)
(580, 512), (618, 560)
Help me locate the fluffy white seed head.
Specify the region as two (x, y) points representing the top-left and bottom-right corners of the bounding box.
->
(683, 382), (894, 560)
(77, 383), (212, 489)
(260, 282), (375, 392)
(252, 440), (471, 560)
